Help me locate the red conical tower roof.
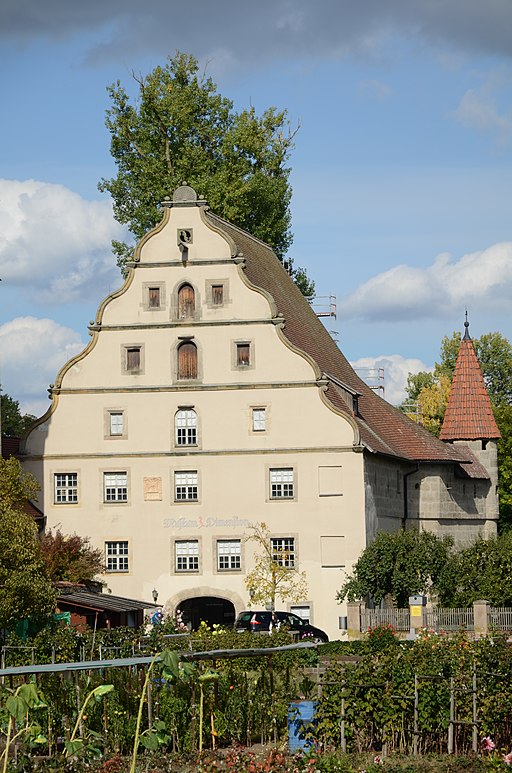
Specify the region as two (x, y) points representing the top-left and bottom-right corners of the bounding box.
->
(440, 319), (501, 441)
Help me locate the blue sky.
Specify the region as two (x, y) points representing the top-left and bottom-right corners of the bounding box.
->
(1, 1), (511, 414)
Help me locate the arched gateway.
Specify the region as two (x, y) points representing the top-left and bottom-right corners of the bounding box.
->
(177, 596), (236, 630)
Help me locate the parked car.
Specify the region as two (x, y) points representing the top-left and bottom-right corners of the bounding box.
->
(234, 610), (329, 642)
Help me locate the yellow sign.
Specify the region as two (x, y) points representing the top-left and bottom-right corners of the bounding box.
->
(410, 605), (422, 617)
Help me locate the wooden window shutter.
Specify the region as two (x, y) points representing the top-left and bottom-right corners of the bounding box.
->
(148, 287), (160, 307)
(178, 342), (198, 379)
(126, 347), (140, 370)
(212, 285), (224, 305)
(178, 284), (195, 319)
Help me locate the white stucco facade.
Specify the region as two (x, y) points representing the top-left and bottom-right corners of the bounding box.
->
(22, 188), (366, 639)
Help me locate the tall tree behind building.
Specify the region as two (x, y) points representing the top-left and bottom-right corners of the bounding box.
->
(99, 51), (313, 296)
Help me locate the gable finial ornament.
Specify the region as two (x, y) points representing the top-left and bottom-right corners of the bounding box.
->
(463, 308), (471, 340)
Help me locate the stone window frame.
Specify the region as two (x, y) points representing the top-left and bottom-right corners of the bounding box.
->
(205, 279), (230, 308)
(174, 406), (200, 449)
(270, 533), (299, 568)
(102, 470), (130, 504)
(142, 281), (166, 311)
(53, 471), (79, 504)
(250, 405), (268, 433)
(172, 537), (201, 574)
(105, 540), (130, 573)
(104, 408), (127, 440)
(214, 537), (243, 574)
(232, 339), (254, 371)
(122, 343), (145, 375)
(172, 337), (203, 384)
(173, 469), (200, 504)
(171, 280), (201, 322)
(267, 466), (296, 501)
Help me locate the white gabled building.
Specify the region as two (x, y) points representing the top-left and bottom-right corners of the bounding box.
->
(21, 185), (498, 639)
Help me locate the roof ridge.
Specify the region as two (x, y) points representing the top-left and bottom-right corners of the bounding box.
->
(207, 211), (277, 253)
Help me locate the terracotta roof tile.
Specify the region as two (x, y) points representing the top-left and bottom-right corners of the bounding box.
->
(439, 333), (500, 441)
(207, 213), (474, 465)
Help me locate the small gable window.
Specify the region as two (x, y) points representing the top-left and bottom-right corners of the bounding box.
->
(177, 341), (198, 380)
(178, 283), (195, 319)
(126, 347), (141, 372)
(148, 287), (160, 308)
(212, 284), (224, 305)
(237, 343), (250, 367)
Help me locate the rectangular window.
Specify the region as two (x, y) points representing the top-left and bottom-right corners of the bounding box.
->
(174, 471), (198, 501)
(290, 605), (311, 624)
(252, 407), (266, 432)
(54, 473), (78, 503)
(176, 540), (199, 571)
(105, 541), (129, 572)
(271, 537), (295, 568)
(148, 287), (160, 308)
(104, 472), (128, 503)
(126, 347), (141, 371)
(236, 343), (250, 367)
(270, 468), (294, 499)
(217, 539), (241, 571)
(211, 284), (224, 305)
(109, 412), (124, 436)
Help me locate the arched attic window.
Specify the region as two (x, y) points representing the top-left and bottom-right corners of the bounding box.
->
(177, 341), (198, 380)
(178, 283), (195, 319)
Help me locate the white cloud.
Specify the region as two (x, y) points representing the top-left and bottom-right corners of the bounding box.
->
(453, 83), (512, 144)
(0, 179), (126, 305)
(343, 242), (512, 322)
(360, 79), (393, 101)
(350, 354), (432, 406)
(0, 316), (84, 416)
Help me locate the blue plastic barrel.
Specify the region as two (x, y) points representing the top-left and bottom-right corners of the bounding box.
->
(288, 700), (317, 752)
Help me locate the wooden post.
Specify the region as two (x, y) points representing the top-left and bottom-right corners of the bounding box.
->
(340, 695), (346, 752)
(472, 663), (478, 753)
(413, 674), (418, 755)
(448, 678), (454, 754)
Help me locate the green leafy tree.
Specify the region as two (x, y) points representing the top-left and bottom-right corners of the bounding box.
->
(289, 263), (315, 302)
(39, 529), (104, 584)
(439, 533), (512, 606)
(495, 404), (512, 532)
(1, 394), (36, 437)
(337, 530), (454, 608)
(0, 458), (55, 629)
(100, 52), (300, 275)
(244, 522), (308, 611)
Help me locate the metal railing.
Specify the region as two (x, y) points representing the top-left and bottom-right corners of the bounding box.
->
(360, 608), (410, 631)
(489, 607), (512, 631)
(426, 608), (474, 631)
